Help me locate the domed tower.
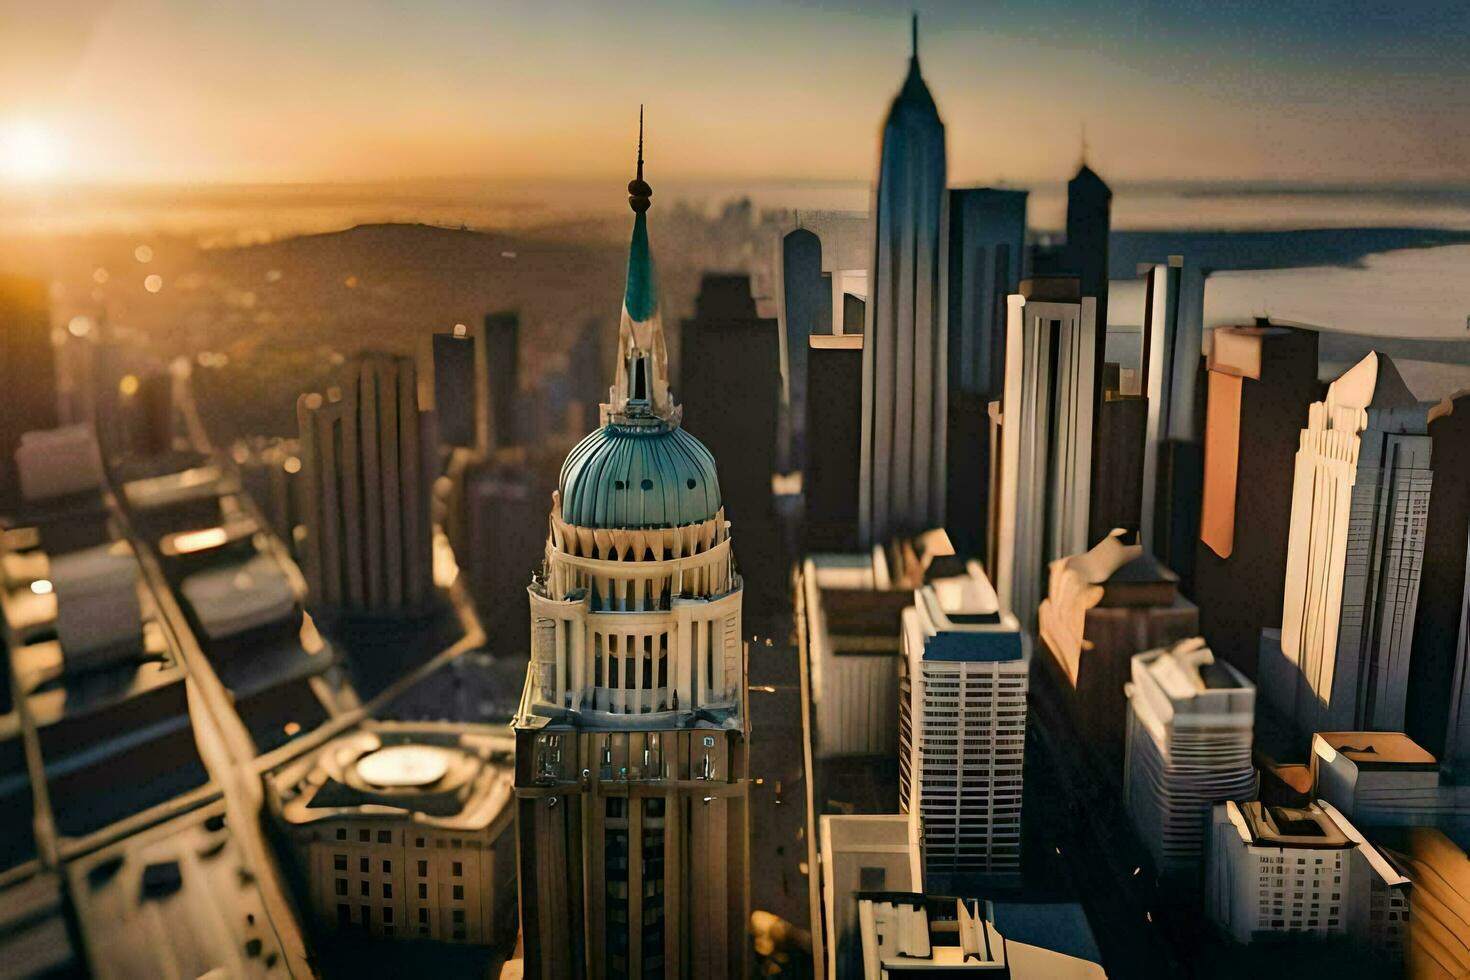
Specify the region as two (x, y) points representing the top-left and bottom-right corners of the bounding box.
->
(513, 110), (749, 980)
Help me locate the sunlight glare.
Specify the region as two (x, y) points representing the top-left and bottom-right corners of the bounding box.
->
(1, 121), (59, 182)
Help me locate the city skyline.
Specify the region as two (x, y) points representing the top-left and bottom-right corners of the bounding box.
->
(3, 0), (1470, 186)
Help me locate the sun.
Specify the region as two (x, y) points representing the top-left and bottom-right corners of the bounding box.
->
(1, 121), (60, 183)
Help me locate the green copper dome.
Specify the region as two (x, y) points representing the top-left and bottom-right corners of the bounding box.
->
(559, 421), (722, 530)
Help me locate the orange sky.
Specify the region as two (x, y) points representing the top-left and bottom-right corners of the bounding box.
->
(2, 0), (1468, 187)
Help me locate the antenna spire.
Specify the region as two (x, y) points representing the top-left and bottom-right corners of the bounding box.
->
(911, 12), (919, 60)
(628, 105), (652, 213)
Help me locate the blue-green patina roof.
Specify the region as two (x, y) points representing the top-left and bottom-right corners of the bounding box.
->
(560, 421), (721, 530)
(624, 211), (657, 322)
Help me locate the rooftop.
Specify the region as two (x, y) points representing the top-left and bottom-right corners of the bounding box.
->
(1315, 731), (1438, 770)
(272, 724), (513, 834)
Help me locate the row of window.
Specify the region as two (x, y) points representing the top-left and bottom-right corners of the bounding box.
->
(331, 827), (471, 850)
(332, 855), (466, 878)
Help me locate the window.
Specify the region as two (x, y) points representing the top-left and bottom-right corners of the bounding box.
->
(335, 879), (347, 896)
(378, 831), (392, 844)
(359, 857), (369, 874)
(336, 828), (347, 841)
(859, 867), (886, 890)
(382, 860), (391, 874)
(453, 885), (464, 900)
(360, 880), (369, 897)
(418, 861), (428, 878)
(383, 906), (394, 924)
(418, 883), (428, 900)
(338, 904), (351, 925)
(383, 883), (393, 899)
(334, 855), (347, 871)
(416, 837), (425, 848)
(452, 862), (463, 877)
(419, 908), (428, 925)
(359, 830), (370, 843)
(453, 910), (465, 924)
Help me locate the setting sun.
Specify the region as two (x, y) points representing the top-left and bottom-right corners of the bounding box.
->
(1, 121), (59, 183)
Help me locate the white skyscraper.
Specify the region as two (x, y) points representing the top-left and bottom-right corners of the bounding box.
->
(859, 16), (948, 547)
(995, 278), (1098, 631)
(900, 563), (1028, 884)
(1124, 637), (1256, 882)
(1267, 352), (1432, 733)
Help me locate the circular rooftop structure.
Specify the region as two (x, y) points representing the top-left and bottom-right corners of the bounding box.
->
(356, 744), (452, 788)
(559, 421), (721, 530)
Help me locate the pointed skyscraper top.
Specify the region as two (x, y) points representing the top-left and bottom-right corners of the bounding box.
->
(603, 107), (674, 425)
(896, 12), (937, 110)
(628, 105), (652, 214)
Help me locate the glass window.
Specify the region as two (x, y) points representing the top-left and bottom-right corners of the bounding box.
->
(334, 855), (347, 871)
(418, 883), (428, 900)
(452, 862), (463, 877)
(359, 857), (369, 874)
(419, 907), (428, 924)
(418, 861), (428, 877)
(382, 860), (391, 874)
(359, 829), (370, 843)
(383, 883), (392, 899)
(378, 831), (392, 845)
(453, 885), (464, 901)
(335, 879), (347, 896)
(336, 828), (347, 841)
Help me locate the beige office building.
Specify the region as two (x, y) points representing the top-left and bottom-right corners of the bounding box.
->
(270, 724), (517, 947)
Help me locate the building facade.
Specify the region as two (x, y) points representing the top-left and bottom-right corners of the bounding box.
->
(944, 187), (1027, 561)
(513, 142), (750, 979)
(995, 277), (1098, 632)
(1206, 799), (1408, 950)
(1124, 637), (1256, 882)
(859, 18), (948, 547)
(1038, 530), (1198, 781)
(1271, 353), (1432, 733)
(296, 351), (434, 613)
(899, 564), (1027, 884)
(1194, 321), (1320, 678)
(270, 725), (517, 947)
(1407, 391), (1470, 771)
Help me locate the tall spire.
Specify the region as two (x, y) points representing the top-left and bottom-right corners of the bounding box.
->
(605, 106), (675, 426)
(911, 11), (919, 62)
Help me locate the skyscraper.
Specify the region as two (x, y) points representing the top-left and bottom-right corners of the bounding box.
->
(900, 563), (1028, 886)
(1407, 391), (1470, 771)
(678, 274), (782, 610)
(780, 228), (827, 473)
(1194, 321), (1320, 678)
(859, 16), (948, 547)
(805, 334), (864, 552)
(513, 122), (749, 979)
(484, 311), (520, 451)
(1262, 353), (1431, 734)
(296, 352), (434, 613)
(432, 324), (477, 449)
(1124, 637), (1256, 883)
(944, 188), (1027, 559)
(0, 273), (58, 511)
(994, 276), (1098, 632)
